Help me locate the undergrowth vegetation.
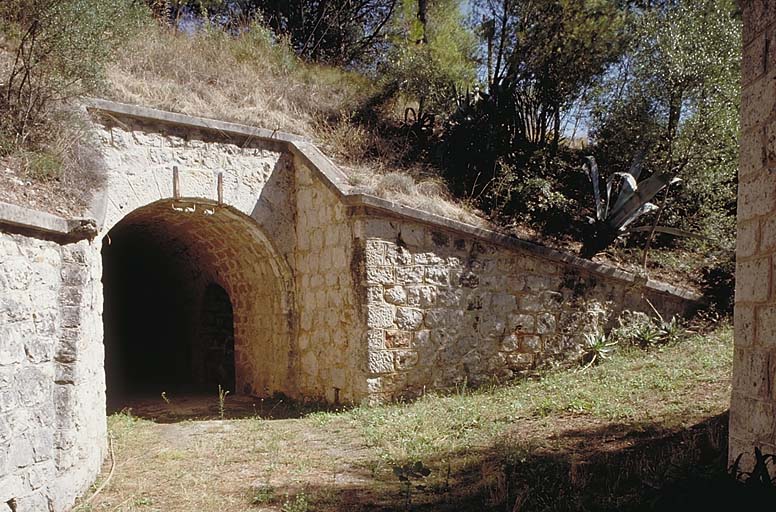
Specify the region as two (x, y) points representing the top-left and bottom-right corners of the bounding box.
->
(0, 0), (740, 296)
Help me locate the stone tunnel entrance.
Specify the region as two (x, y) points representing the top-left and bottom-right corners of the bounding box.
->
(101, 199), (293, 412)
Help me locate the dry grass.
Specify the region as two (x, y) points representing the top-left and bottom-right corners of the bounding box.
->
(104, 23), (488, 225)
(106, 24), (369, 140)
(346, 167), (487, 227)
(75, 325), (733, 511)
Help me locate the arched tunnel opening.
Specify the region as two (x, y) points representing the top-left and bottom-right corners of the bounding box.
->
(101, 200), (291, 414)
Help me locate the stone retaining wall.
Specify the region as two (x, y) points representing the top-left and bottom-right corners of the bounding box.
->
(0, 232), (104, 511)
(357, 213), (692, 401)
(0, 99), (703, 510)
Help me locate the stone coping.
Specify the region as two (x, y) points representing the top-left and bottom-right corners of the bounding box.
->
(54, 98), (699, 302)
(0, 201), (97, 242)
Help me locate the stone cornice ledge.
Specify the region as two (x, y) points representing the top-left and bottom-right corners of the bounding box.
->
(81, 98), (702, 303)
(0, 201), (97, 242)
(344, 194), (702, 302)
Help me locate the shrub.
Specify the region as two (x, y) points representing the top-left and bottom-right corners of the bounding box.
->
(0, 0), (149, 145)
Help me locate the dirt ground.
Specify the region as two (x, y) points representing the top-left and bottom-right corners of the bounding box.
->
(75, 390), (730, 512)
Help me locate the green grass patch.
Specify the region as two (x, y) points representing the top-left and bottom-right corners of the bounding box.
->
(340, 324), (733, 463)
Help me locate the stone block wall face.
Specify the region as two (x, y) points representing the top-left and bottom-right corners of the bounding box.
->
(359, 216), (689, 402)
(92, 117), (296, 259)
(730, 0), (776, 471)
(0, 233), (105, 511)
(294, 162), (366, 403)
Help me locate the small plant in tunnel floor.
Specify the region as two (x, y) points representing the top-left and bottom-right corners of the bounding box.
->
(160, 391), (170, 404)
(218, 385), (230, 420)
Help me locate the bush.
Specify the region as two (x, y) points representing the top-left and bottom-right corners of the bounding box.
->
(0, 0), (149, 145)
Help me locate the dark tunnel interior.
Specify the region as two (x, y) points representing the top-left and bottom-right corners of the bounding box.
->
(102, 220), (235, 411)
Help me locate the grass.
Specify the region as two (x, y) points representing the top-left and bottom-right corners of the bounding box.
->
(104, 23), (485, 226)
(77, 323), (734, 511)
(338, 324), (732, 464)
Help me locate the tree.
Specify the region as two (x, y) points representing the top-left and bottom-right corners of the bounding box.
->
(380, 0), (477, 119)
(436, 0), (628, 220)
(0, 0), (148, 147)
(588, 0), (740, 254)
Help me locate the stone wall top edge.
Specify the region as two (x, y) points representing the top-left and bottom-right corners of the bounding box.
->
(78, 99), (702, 304)
(348, 193), (703, 304)
(82, 97), (309, 146)
(0, 200), (97, 243)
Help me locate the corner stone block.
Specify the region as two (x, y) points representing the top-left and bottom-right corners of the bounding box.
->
(368, 303), (395, 329)
(367, 329), (386, 351)
(741, 71), (776, 134)
(737, 218), (760, 258)
(735, 257), (770, 303)
(735, 304), (756, 348)
(367, 351), (395, 374)
(742, 0), (771, 46)
(738, 168), (776, 219)
(743, 33), (767, 86)
(757, 305), (776, 346)
(762, 214), (776, 253)
(732, 346), (775, 399)
(366, 266), (394, 285)
(741, 129), (766, 179)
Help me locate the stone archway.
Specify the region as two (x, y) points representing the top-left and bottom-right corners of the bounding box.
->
(101, 198), (295, 408)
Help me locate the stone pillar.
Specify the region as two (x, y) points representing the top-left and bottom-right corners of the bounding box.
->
(730, 0), (776, 470)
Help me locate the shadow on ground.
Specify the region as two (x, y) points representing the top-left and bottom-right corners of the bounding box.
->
(108, 393), (343, 423)
(254, 411), (762, 511)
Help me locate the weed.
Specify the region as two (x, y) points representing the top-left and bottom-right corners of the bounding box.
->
(730, 447), (776, 487)
(160, 391), (170, 404)
(23, 150), (62, 181)
(250, 485), (276, 505)
(580, 330), (618, 369)
(281, 492), (309, 512)
(393, 461), (431, 510)
(217, 385), (230, 420)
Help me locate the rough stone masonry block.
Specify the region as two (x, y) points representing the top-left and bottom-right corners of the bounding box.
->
(736, 304), (756, 348)
(742, 74), (776, 134)
(738, 128), (765, 180)
(743, 0), (771, 46)
(743, 32), (767, 86)
(395, 307), (423, 330)
(761, 214), (776, 253)
(732, 346), (775, 399)
(367, 351), (394, 374)
(735, 257), (770, 303)
(737, 218), (760, 258)
(757, 304), (776, 346)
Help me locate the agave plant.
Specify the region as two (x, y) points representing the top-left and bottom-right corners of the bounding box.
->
(580, 154), (691, 258)
(580, 330), (618, 370)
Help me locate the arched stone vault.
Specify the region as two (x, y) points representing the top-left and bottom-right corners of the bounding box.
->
(103, 199), (294, 398)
